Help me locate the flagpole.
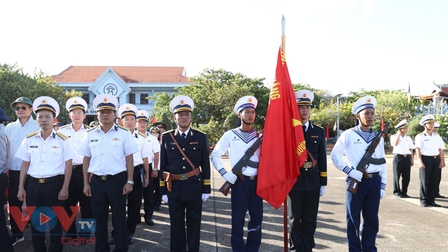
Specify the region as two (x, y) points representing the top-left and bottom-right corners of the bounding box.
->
(281, 15), (289, 252)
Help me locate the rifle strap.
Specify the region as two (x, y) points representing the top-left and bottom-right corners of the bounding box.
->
(306, 150), (318, 167)
(169, 132), (200, 176)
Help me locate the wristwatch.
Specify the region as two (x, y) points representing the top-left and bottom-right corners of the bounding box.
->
(126, 180), (134, 185)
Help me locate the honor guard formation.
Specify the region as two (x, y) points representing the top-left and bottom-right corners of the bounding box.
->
(0, 92), (447, 252)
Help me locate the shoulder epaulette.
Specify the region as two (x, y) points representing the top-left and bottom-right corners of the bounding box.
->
(118, 125), (128, 131)
(27, 131), (38, 138)
(56, 132), (68, 140)
(417, 132), (424, 136)
(84, 124), (90, 129)
(59, 125), (69, 129)
(163, 129), (174, 135)
(86, 126), (98, 132)
(192, 128), (206, 135)
(138, 132), (147, 138)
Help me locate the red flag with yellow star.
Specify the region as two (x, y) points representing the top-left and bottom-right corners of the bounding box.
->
(256, 36), (307, 209)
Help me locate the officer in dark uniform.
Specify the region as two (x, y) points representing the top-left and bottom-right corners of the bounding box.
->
(289, 90), (327, 251)
(160, 95), (211, 252)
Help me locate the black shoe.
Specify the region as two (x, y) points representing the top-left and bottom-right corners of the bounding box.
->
(108, 236), (116, 244)
(421, 202), (428, 207)
(401, 193), (411, 198)
(394, 192), (402, 197)
(128, 235), (134, 244)
(145, 218), (155, 226)
(11, 236), (24, 246)
(436, 194), (446, 198)
(428, 202), (441, 207)
(154, 205), (161, 211)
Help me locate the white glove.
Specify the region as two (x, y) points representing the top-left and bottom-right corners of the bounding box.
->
(162, 195), (168, 204)
(223, 172), (237, 184)
(320, 186), (326, 197)
(202, 193), (210, 202)
(348, 169), (363, 181)
(380, 189), (385, 199)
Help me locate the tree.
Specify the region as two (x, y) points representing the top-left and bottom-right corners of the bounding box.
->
(0, 63), (82, 122)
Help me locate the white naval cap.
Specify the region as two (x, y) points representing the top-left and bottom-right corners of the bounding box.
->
(136, 110), (150, 121)
(66, 97), (87, 112)
(419, 114), (434, 126)
(294, 90), (314, 106)
(117, 103), (138, 119)
(395, 119), (408, 129)
(169, 95), (194, 114)
(33, 96), (60, 117)
(234, 95), (258, 114)
(434, 122), (440, 128)
(93, 94), (118, 111)
(351, 96), (376, 115)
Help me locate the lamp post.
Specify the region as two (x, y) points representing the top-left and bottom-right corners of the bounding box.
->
(334, 94), (343, 140)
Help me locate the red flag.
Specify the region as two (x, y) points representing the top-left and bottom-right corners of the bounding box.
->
(151, 116), (157, 124)
(381, 117), (385, 138)
(326, 125), (330, 140)
(256, 45), (307, 209)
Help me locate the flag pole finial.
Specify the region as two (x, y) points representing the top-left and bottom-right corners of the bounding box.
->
(281, 15), (286, 55)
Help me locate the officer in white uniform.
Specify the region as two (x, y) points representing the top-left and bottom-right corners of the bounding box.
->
(108, 104), (150, 244)
(330, 96), (387, 251)
(415, 115), (444, 207)
(16, 96), (75, 252)
(58, 97), (93, 239)
(78, 94), (139, 252)
(211, 96), (263, 251)
(390, 119), (415, 198)
(136, 110), (161, 225)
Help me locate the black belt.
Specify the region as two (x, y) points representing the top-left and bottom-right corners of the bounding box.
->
(243, 175), (257, 181)
(422, 155), (439, 159)
(73, 164), (83, 169)
(134, 164), (143, 169)
(29, 175), (64, 184)
(366, 172), (379, 179)
(92, 171), (125, 181)
(395, 154), (410, 158)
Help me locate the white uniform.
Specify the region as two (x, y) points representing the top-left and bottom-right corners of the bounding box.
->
(390, 134), (415, 155)
(58, 123), (89, 165)
(15, 130), (75, 178)
(415, 132), (444, 156)
(78, 125), (139, 176)
(331, 127), (387, 189)
(211, 128), (260, 177)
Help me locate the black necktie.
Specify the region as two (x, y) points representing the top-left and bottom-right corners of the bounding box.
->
(302, 125), (306, 134)
(181, 132), (186, 139)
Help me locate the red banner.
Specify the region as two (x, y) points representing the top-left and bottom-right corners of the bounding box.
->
(256, 46), (307, 209)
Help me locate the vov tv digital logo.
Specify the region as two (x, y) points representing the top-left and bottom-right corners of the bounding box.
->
(9, 205), (96, 236)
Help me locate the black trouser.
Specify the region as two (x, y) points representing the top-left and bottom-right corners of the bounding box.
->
(127, 165), (143, 235)
(0, 173), (14, 252)
(393, 154), (411, 194)
(168, 198), (202, 252)
(27, 175), (65, 252)
(8, 170), (23, 238)
(65, 165), (93, 237)
(91, 172), (128, 252)
(420, 155), (441, 204)
(153, 169), (161, 208)
(288, 189), (320, 252)
(143, 164), (155, 220)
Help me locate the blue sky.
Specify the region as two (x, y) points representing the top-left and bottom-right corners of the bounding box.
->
(1, 0), (447, 96)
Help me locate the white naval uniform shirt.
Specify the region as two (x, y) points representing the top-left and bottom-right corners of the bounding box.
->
(78, 124), (139, 176)
(210, 128), (260, 177)
(131, 131), (150, 167)
(390, 134), (415, 155)
(15, 130), (75, 178)
(58, 123), (88, 165)
(415, 131), (444, 156)
(145, 132), (161, 169)
(330, 126), (387, 189)
(6, 117), (40, 171)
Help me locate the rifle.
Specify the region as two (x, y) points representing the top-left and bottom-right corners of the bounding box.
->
(348, 123), (389, 194)
(219, 135), (263, 196)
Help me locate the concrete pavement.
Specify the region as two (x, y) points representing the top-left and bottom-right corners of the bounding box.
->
(8, 156), (448, 251)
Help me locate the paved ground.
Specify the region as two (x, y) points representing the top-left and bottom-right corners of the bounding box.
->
(7, 155), (448, 251)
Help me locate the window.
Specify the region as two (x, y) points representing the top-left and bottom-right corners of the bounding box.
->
(129, 93), (135, 104)
(82, 93), (90, 104)
(140, 94), (148, 104)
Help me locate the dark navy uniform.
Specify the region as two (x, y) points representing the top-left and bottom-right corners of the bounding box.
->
(160, 128), (211, 252)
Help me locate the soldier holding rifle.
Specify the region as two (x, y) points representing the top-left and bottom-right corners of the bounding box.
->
(211, 96), (263, 252)
(330, 96), (387, 252)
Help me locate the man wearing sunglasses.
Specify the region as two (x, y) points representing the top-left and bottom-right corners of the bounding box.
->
(5, 97), (39, 246)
